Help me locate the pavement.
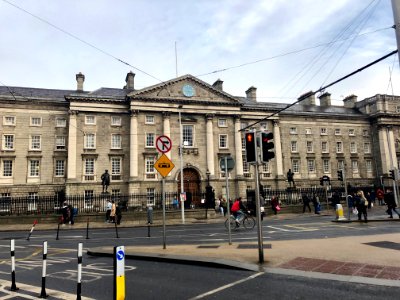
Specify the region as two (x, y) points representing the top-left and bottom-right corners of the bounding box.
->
(3, 205), (400, 287)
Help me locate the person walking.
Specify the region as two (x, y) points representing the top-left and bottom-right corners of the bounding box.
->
(355, 190), (368, 222)
(220, 197), (227, 216)
(384, 188), (400, 219)
(302, 194), (311, 213)
(271, 196), (280, 215)
(312, 193), (321, 214)
(105, 199), (112, 222)
(376, 187), (384, 206)
(109, 200), (116, 223)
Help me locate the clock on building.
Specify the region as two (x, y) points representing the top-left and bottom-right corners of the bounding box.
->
(182, 84), (195, 97)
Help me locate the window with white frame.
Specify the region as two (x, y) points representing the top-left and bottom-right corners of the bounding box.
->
(306, 141), (313, 153)
(350, 142), (357, 153)
(352, 160), (359, 173)
(289, 127), (297, 134)
(321, 141), (329, 153)
(240, 122), (248, 130)
(145, 115), (155, 124)
(241, 137), (246, 150)
(242, 154), (251, 178)
(348, 129), (355, 136)
(218, 118), (227, 127)
(320, 127), (327, 135)
(219, 134), (228, 149)
(27, 192), (38, 211)
(145, 156), (156, 179)
(1, 159), (13, 177)
(305, 128), (312, 135)
(56, 118), (66, 127)
(366, 160), (373, 172)
(336, 141), (343, 153)
(55, 136), (66, 150)
(28, 160), (40, 177)
(147, 188), (155, 205)
(55, 160), (65, 177)
(362, 129), (369, 136)
(145, 133), (155, 148)
(84, 190), (94, 208)
(335, 128), (341, 135)
(261, 162), (271, 178)
(84, 133), (96, 149)
(0, 193), (11, 211)
(111, 134), (122, 149)
(111, 116), (121, 126)
(2, 134), (14, 150)
(290, 141), (298, 152)
(3, 116), (15, 126)
(183, 125), (194, 147)
(85, 115), (96, 125)
(260, 122), (267, 130)
(30, 135), (41, 150)
(337, 160), (344, 171)
(30, 117), (42, 126)
(84, 158), (95, 181)
(307, 159), (316, 173)
(111, 157), (121, 180)
(292, 159), (300, 173)
(363, 142), (371, 153)
(323, 159), (330, 173)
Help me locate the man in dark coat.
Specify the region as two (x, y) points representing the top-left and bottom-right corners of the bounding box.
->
(101, 170), (110, 192)
(384, 188), (400, 219)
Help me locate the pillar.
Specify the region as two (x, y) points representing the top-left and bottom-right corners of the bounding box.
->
(67, 110), (77, 181)
(273, 121), (284, 176)
(130, 110), (139, 178)
(206, 114), (215, 175)
(234, 116), (243, 176)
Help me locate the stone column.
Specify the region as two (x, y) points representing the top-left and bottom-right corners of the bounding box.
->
(67, 110), (78, 181)
(234, 116), (243, 176)
(206, 114), (215, 175)
(273, 121), (284, 176)
(130, 110), (139, 178)
(378, 126), (391, 173)
(163, 112), (171, 159)
(388, 127), (398, 168)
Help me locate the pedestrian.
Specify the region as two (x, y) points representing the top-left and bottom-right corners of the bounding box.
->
(271, 196), (280, 215)
(61, 201), (70, 225)
(312, 193), (321, 214)
(302, 194), (311, 213)
(384, 188), (400, 219)
(376, 187), (384, 206)
(355, 190), (368, 222)
(109, 200), (116, 223)
(366, 191), (372, 209)
(105, 199), (112, 222)
(172, 196), (179, 209)
(220, 197), (227, 216)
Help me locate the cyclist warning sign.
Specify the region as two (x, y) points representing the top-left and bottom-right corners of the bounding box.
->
(154, 154), (175, 177)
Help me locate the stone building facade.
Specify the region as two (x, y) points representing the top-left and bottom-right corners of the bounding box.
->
(0, 72), (399, 206)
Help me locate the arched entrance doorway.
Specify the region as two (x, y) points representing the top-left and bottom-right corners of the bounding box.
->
(177, 168), (201, 208)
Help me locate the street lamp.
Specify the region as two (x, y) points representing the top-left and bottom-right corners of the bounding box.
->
(179, 105), (185, 224)
(206, 169), (211, 186)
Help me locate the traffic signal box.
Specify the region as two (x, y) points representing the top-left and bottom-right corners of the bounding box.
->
(261, 132), (275, 163)
(337, 170), (343, 181)
(245, 132), (256, 163)
(389, 169), (395, 180)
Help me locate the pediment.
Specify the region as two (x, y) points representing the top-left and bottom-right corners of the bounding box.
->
(127, 74), (240, 105)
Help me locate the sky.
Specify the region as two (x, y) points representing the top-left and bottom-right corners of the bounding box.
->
(0, 0), (399, 105)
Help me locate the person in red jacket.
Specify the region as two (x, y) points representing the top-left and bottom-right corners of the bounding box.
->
(376, 188), (384, 206)
(231, 197), (247, 225)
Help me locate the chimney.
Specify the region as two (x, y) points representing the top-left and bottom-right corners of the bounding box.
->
(298, 91), (315, 105)
(319, 92), (331, 107)
(343, 94), (357, 108)
(212, 79), (223, 91)
(245, 86), (257, 102)
(124, 71), (135, 90)
(76, 72), (85, 92)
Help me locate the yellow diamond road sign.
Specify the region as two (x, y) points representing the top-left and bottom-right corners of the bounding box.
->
(154, 154), (175, 178)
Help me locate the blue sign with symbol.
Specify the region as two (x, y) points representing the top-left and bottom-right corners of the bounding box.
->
(117, 250), (125, 261)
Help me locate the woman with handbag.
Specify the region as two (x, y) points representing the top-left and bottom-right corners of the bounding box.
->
(271, 196), (280, 215)
(355, 190), (368, 222)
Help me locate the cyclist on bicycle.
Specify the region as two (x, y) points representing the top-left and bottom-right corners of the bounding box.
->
(231, 197), (248, 226)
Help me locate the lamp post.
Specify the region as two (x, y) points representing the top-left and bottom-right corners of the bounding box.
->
(206, 169), (211, 186)
(179, 106), (185, 224)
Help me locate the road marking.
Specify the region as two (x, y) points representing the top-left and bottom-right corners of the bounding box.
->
(189, 272), (264, 299)
(267, 225), (292, 232)
(283, 225), (318, 231)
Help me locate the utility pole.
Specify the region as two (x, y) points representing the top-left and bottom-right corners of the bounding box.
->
(391, 0), (400, 67)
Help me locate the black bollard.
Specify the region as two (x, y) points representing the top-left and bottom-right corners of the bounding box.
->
(114, 221), (119, 238)
(86, 218), (90, 240)
(10, 239), (18, 291)
(56, 222), (60, 240)
(39, 241), (48, 298)
(77, 243), (83, 300)
(147, 224), (151, 238)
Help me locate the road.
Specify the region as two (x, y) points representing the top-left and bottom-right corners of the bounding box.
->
(0, 215), (398, 299)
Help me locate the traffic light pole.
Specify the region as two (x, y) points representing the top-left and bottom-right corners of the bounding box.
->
(253, 139), (264, 264)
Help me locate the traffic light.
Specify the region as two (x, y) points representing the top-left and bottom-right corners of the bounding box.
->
(261, 132), (275, 163)
(337, 170), (343, 181)
(389, 169), (395, 180)
(245, 132), (256, 163)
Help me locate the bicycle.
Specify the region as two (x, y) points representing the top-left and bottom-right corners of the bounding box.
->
(224, 211), (256, 230)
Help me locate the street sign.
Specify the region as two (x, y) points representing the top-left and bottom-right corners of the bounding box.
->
(220, 156), (235, 171)
(154, 154), (175, 177)
(156, 135), (172, 153)
(114, 246), (125, 300)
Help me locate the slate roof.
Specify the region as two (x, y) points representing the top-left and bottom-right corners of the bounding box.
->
(0, 86), (75, 102)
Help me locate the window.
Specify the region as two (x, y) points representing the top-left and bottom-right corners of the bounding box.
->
(260, 122), (267, 130)
(85, 115), (96, 125)
(321, 141), (329, 153)
(307, 159), (315, 173)
(261, 162), (271, 178)
(352, 160), (359, 173)
(348, 129), (355, 136)
(306, 141), (313, 153)
(84, 158), (95, 181)
(337, 160), (344, 171)
(289, 127), (297, 134)
(362, 129), (369, 136)
(363, 142), (371, 154)
(84, 133), (96, 149)
(147, 188), (155, 205)
(397, 106), (400, 113)
(183, 125), (194, 147)
(2, 134), (14, 150)
(0, 193), (11, 212)
(30, 117), (42, 126)
(320, 128), (327, 135)
(241, 137), (246, 150)
(305, 128), (312, 135)
(336, 141), (343, 153)
(366, 160), (373, 173)
(145, 156), (156, 179)
(84, 190), (94, 208)
(1, 160), (13, 177)
(218, 119), (227, 127)
(111, 134), (122, 149)
(111, 116), (121, 126)
(55, 160), (65, 177)
(111, 157), (121, 181)
(291, 141), (298, 152)
(240, 122), (248, 130)
(292, 159), (300, 173)
(3, 116), (15, 126)
(56, 118), (67, 127)
(55, 136), (66, 150)
(145, 133), (155, 148)
(334, 128), (341, 135)
(219, 134), (228, 149)
(242, 154), (251, 178)
(145, 115), (155, 124)
(323, 159), (330, 173)
(28, 192), (38, 211)
(29, 160), (40, 177)
(350, 142), (357, 153)
(30, 135), (41, 150)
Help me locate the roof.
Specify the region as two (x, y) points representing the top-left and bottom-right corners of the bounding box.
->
(0, 86), (74, 102)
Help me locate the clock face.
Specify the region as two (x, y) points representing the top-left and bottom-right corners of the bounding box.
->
(182, 84), (195, 97)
